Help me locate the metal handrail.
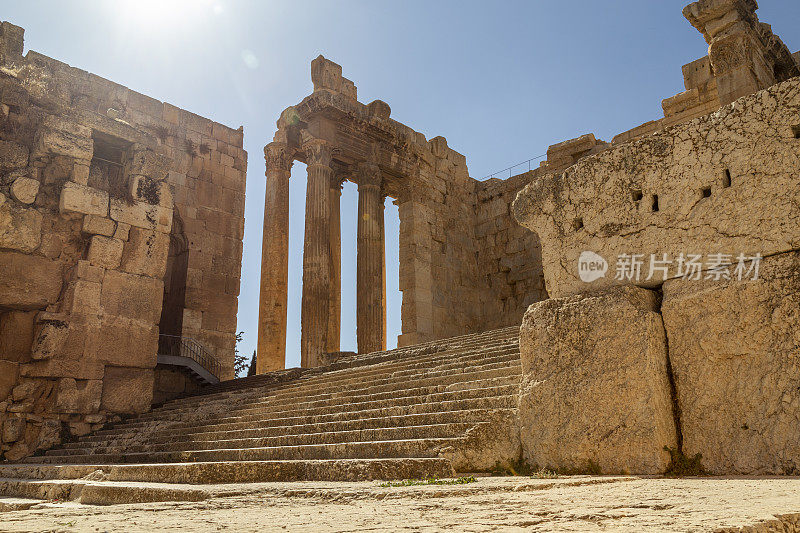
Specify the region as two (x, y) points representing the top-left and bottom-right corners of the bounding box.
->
(480, 153), (547, 181)
(157, 334), (222, 380)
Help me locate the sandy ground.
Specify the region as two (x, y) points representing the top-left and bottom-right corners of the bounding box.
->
(1, 476), (799, 532)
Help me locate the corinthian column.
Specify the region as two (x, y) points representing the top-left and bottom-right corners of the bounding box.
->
(300, 138), (333, 367)
(257, 142), (293, 374)
(356, 162), (386, 354)
(327, 175), (343, 353)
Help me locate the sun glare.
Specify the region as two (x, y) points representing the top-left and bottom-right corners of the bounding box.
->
(115, 0), (224, 33)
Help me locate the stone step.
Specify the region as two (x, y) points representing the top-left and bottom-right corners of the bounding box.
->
(74, 380), (517, 444)
(39, 396), (515, 464)
(159, 367), (520, 423)
(0, 458), (454, 484)
(0, 496), (44, 511)
(144, 349), (520, 421)
(161, 338), (520, 409)
(96, 383), (518, 437)
(27, 437), (463, 464)
(67, 408), (515, 449)
(115, 362), (521, 430)
(52, 422), (476, 457)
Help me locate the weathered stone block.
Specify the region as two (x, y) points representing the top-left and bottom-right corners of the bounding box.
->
(20, 359), (105, 380)
(81, 215), (116, 237)
(33, 115), (92, 161)
(30, 313), (70, 360)
(59, 181), (108, 217)
(0, 201), (42, 253)
(63, 279), (101, 315)
(518, 286), (677, 474)
(87, 235), (123, 269)
(100, 270), (163, 323)
(109, 197), (171, 233)
(0, 360), (20, 402)
(0, 251), (62, 309)
(101, 366), (153, 414)
(54, 378), (102, 414)
(512, 79), (800, 298)
(120, 227), (169, 278)
(128, 150), (170, 181)
(0, 310), (35, 363)
(0, 139), (29, 171)
(2, 416), (25, 443)
(9, 176), (38, 204)
(87, 316), (158, 369)
(662, 251), (800, 475)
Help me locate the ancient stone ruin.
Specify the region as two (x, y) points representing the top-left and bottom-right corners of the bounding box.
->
(0, 0), (798, 507)
(0, 22), (246, 461)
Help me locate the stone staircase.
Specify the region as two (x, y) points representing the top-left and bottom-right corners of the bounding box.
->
(0, 327), (522, 503)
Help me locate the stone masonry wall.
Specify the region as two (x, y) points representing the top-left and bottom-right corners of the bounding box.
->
(473, 172), (547, 330)
(0, 22), (245, 460)
(512, 78), (800, 474)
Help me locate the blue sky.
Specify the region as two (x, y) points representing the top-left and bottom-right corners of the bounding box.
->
(4, 1), (798, 370)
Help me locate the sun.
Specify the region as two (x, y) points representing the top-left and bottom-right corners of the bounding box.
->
(114, 0), (224, 33)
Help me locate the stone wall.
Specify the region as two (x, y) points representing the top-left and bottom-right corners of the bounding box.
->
(473, 172), (547, 330)
(513, 77), (800, 298)
(512, 78), (800, 474)
(0, 22), (246, 460)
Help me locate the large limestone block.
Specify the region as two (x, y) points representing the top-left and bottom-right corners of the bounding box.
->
(87, 235), (123, 269)
(109, 198), (171, 233)
(0, 310), (35, 362)
(59, 182), (109, 217)
(518, 286), (677, 474)
(101, 366), (153, 414)
(100, 270), (164, 324)
(54, 378), (102, 414)
(0, 251), (62, 310)
(512, 78), (800, 297)
(662, 251), (800, 474)
(86, 316), (158, 369)
(30, 313), (70, 360)
(121, 227), (169, 278)
(0, 201), (42, 253)
(33, 115), (92, 161)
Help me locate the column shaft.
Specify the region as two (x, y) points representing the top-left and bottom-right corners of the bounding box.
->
(356, 163), (386, 354)
(300, 140), (333, 367)
(327, 180), (342, 353)
(257, 143), (292, 373)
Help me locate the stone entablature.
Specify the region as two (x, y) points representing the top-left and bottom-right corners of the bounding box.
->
(0, 22), (246, 460)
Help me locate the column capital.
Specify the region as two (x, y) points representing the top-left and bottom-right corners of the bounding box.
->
(356, 161), (382, 189)
(264, 142), (294, 173)
(303, 138), (334, 168)
(330, 173), (346, 191)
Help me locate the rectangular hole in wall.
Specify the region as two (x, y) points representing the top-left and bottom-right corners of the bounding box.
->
(651, 194), (659, 212)
(723, 169), (731, 188)
(90, 131), (130, 198)
(631, 189), (643, 202)
(792, 124), (800, 139)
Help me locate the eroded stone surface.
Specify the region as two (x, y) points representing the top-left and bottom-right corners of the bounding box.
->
(518, 286), (677, 474)
(662, 251), (800, 475)
(513, 78), (800, 298)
